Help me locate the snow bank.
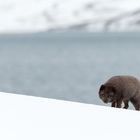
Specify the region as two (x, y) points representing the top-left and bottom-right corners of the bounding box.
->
(0, 92), (139, 140)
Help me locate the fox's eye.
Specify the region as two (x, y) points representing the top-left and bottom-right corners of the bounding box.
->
(101, 93), (105, 97)
(100, 92), (104, 96)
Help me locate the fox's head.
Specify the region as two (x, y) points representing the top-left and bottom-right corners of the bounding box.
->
(99, 84), (116, 103)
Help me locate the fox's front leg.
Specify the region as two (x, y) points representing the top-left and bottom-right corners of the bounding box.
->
(116, 99), (123, 108)
(111, 102), (116, 107)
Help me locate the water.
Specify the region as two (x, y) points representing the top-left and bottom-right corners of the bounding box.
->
(0, 32), (140, 106)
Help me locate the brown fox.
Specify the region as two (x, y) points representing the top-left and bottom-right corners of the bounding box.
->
(99, 75), (140, 110)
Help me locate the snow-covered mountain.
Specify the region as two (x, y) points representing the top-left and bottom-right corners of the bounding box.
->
(1, 0), (140, 33)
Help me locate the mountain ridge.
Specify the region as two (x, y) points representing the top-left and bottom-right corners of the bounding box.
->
(1, 0), (140, 33)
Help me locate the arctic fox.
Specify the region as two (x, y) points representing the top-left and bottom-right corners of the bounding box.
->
(99, 75), (140, 110)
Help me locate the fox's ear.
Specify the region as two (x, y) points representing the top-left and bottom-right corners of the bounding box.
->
(99, 84), (105, 91)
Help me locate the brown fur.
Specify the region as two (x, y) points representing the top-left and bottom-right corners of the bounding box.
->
(99, 75), (140, 110)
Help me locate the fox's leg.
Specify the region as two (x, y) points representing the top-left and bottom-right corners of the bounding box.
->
(123, 100), (129, 109)
(134, 103), (140, 111)
(130, 98), (140, 111)
(111, 102), (116, 107)
(116, 99), (123, 108)
(134, 105), (140, 111)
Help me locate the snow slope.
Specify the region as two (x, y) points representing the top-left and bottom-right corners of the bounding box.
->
(1, 0), (140, 33)
(0, 92), (139, 140)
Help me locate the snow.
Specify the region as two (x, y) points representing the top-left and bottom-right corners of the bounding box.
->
(1, 0), (140, 33)
(0, 92), (139, 140)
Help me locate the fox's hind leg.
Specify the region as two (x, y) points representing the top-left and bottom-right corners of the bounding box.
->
(134, 105), (140, 111)
(130, 98), (140, 111)
(134, 103), (140, 111)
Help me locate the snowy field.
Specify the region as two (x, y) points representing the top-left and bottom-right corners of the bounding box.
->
(1, 0), (140, 33)
(0, 92), (139, 140)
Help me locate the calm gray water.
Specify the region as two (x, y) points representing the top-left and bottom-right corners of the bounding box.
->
(0, 32), (140, 106)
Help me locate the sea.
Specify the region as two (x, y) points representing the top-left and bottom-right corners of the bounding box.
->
(0, 31), (140, 107)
